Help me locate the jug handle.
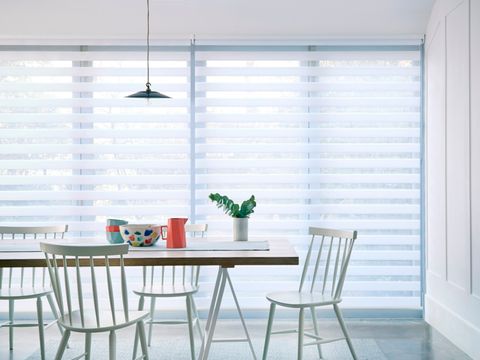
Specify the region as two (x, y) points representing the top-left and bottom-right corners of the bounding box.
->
(160, 225), (168, 240)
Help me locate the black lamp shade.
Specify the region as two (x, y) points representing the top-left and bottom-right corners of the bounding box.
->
(126, 89), (170, 98)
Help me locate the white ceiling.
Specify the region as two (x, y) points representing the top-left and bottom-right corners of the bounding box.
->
(0, 0), (434, 41)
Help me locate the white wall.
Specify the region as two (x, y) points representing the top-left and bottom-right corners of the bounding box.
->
(0, 0), (433, 41)
(425, 0), (480, 358)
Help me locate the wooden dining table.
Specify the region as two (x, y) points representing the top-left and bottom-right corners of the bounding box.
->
(0, 237), (299, 360)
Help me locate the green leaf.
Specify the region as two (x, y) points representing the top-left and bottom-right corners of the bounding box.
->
(232, 203), (240, 217)
(239, 195), (256, 217)
(208, 193), (256, 218)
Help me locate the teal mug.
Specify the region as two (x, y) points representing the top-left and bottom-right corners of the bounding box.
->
(106, 219), (128, 244)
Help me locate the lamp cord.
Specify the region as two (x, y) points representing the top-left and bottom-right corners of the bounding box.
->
(146, 0), (151, 90)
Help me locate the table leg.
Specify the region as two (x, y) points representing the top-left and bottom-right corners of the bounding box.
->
(225, 271), (257, 360)
(198, 266), (257, 360)
(201, 266), (223, 342)
(198, 266), (227, 360)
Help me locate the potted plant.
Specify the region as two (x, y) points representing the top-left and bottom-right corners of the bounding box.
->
(208, 193), (256, 241)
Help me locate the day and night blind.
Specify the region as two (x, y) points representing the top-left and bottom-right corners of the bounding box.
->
(194, 46), (421, 309)
(0, 44), (421, 311)
(0, 46), (190, 233)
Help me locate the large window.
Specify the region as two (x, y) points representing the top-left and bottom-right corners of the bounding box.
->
(0, 44), (422, 311)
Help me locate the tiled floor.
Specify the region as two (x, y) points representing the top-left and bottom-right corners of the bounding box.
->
(0, 319), (471, 359)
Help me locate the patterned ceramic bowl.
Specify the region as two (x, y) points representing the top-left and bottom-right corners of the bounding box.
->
(119, 224), (161, 247)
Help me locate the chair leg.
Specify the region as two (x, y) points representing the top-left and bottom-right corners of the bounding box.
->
(262, 302), (276, 360)
(186, 295), (196, 360)
(37, 297), (46, 360)
(310, 307), (323, 359)
(333, 304), (357, 360)
(298, 308), (305, 360)
(147, 297), (156, 346)
(54, 329), (71, 360)
(191, 297), (204, 339)
(8, 299), (14, 350)
(132, 296), (145, 360)
(109, 330), (116, 360)
(138, 321), (149, 360)
(85, 333), (92, 360)
(46, 293), (65, 337)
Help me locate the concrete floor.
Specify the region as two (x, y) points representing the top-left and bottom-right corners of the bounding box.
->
(0, 319), (471, 359)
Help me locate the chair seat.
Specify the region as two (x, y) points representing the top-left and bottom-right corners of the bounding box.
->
(133, 284), (199, 297)
(0, 286), (52, 300)
(59, 310), (149, 333)
(266, 291), (341, 308)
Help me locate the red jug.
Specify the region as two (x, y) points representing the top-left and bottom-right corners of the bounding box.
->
(161, 218), (188, 248)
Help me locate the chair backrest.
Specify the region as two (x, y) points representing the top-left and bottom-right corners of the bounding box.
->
(40, 242), (130, 327)
(142, 224), (208, 288)
(185, 223), (208, 235)
(0, 225), (68, 290)
(0, 226), (68, 238)
(299, 227), (357, 301)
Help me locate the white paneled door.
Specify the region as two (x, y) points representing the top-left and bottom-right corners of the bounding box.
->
(425, 0), (480, 358)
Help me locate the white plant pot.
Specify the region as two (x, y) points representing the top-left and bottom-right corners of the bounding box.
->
(233, 217), (248, 241)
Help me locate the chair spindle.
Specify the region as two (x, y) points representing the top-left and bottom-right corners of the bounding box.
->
(90, 256), (100, 327)
(75, 256), (85, 327)
(105, 256), (117, 325)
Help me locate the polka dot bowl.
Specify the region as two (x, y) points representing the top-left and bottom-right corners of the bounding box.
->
(119, 224), (162, 247)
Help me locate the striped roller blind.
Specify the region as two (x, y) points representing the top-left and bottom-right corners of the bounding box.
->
(0, 43), (422, 312)
(194, 45), (422, 309)
(0, 45), (191, 233)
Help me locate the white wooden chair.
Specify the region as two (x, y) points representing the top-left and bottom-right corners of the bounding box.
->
(132, 223), (208, 360)
(0, 225), (68, 360)
(262, 227), (358, 360)
(40, 242), (150, 360)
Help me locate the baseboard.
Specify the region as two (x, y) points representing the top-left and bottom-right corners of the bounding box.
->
(0, 307), (422, 321)
(425, 294), (480, 359)
(216, 307), (423, 319)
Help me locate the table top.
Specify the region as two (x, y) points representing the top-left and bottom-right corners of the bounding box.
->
(0, 238), (299, 268)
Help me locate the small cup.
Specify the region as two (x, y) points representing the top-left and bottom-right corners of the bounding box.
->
(106, 219), (128, 244)
(107, 219), (129, 226)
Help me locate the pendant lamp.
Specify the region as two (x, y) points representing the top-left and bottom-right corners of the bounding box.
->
(127, 0), (170, 98)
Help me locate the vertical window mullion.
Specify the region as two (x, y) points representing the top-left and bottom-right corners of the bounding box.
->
(190, 39), (196, 224)
(73, 45), (95, 237)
